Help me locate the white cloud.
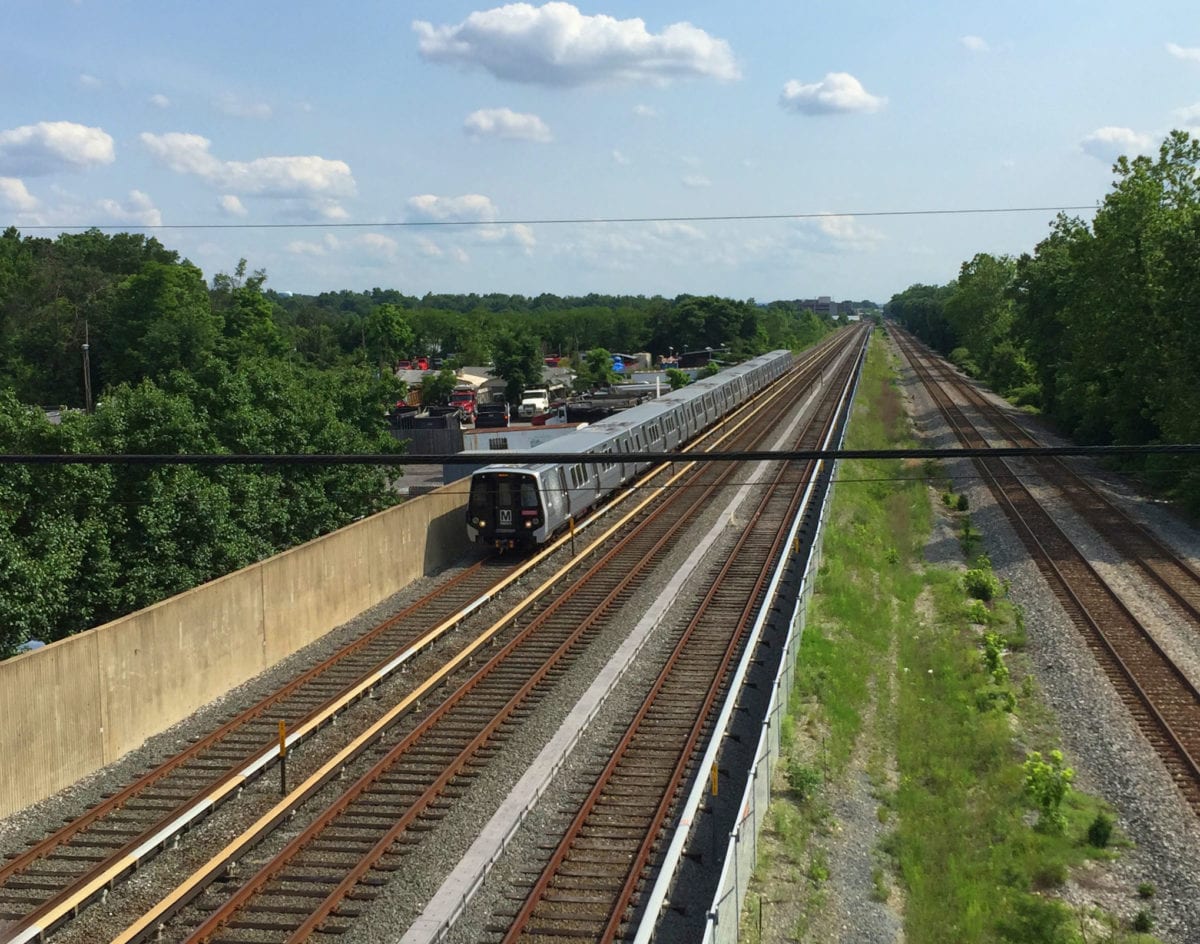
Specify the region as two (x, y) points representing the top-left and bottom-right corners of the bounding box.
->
(464, 107), (552, 142)
(414, 2), (739, 87)
(417, 237), (443, 257)
(0, 121), (115, 176)
(0, 177), (39, 211)
(218, 194), (247, 216)
(287, 234), (341, 256)
(78, 73), (102, 89)
(780, 72), (886, 115)
(509, 223), (536, 250)
(612, 149), (631, 165)
(96, 189), (162, 226)
(682, 173), (711, 188)
(407, 193), (499, 222)
(214, 93), (272, 119)
(357, 233), (399, 259)
(1079, 126), (1155, 162)
(960, 35), (989, 53)
(633, 104), (659, 118)
(812, 214), (883, 250)
(1175, 103), (1200, 124)
(140, 133), (355, 206)
(149, 93), (171, 109)
(1166, 42), (1200, 63)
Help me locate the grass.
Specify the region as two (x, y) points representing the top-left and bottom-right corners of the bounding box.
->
(741, 337), (1160, 943)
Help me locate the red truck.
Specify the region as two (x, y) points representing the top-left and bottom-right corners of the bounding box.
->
(449, 386), (478, 423)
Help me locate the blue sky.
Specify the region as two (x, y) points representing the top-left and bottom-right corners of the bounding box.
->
(2, 1), (1198, 303)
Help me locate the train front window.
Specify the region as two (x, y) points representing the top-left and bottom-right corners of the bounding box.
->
(521, 481), (539, 509)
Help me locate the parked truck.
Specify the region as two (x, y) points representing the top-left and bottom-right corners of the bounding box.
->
(517, 388), (550, 419)
(449, 386), (478, 424)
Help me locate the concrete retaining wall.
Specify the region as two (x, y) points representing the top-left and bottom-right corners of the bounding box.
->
(0, 483), (470, 819)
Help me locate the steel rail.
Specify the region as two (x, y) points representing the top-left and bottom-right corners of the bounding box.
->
(170, 340), (856, 943)
(109, 331), (863, 944)
(909, 334), (1200, 627)
(895, 330), (1200, 812)
(0, 339), (845, 944)
(501, 348), (857, 942)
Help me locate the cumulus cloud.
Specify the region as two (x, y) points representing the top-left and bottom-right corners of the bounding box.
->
(811, 214), (883, 250)
(149, 93), (171, 109)
(1166, 42), (1200, 63)
(682, 173), (711, 188)
(1175, 103), (1200, 124)
(464, 107), (552, 142)
(633, 104), (659, 118)
(0, 121), (115, 176)
(218, 194), (247, 216)
(287, 234), (341, 256)
(780, 73), (886, 115)
(140, 132), (355, 218)
(1080, 126), (1155, 162)
(214, 93), (272, 119)
(960, 35), (989, 52)
(407, 193), (499, 222)
(357, 233), (400, 259)
(96, 190), (162, 226)
(414, 2), (739, 87)
(0, 177), (39, 211)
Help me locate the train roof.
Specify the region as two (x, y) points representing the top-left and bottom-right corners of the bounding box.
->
(468, 349), (792, 477)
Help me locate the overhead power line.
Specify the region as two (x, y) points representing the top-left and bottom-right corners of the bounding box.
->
(1, 443), (1197, 466)
(11, 205), (1098, 232)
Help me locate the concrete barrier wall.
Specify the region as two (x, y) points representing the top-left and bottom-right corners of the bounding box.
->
(0, 482), (470, 819)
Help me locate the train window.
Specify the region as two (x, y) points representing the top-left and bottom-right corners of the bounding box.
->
(521, 480), (539, 508)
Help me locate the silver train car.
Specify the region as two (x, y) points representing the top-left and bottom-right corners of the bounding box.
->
(467, 350), (793, 549)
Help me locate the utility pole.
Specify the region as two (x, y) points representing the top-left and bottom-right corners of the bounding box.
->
(81, 321), (94, 413)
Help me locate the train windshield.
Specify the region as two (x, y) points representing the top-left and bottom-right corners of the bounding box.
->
(469, 472), (541, 534)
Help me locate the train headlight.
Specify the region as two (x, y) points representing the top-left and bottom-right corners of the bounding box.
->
(524, 520), (532, 529)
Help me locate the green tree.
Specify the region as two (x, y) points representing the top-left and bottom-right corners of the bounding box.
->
(361, 304), (415, 369)
(102, 262), (221, 386)
(665, 367), (690, 390)
(491, 329), (543, 403)
(210, 260), (288, 360)
(419, 367), (459, 406)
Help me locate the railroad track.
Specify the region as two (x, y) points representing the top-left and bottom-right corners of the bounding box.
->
(495, 341), (857, 943)
(110, 329), (868, 944)
(915, 348), (1200, 626)
(0, 560), (519, 944)
(893, 328), (1200, 814)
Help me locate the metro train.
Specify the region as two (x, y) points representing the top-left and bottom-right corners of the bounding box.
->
(466, 349), (793, 549)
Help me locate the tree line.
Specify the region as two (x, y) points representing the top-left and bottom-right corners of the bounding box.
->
(0, 226), (841, 655)
(887, 130), (1200, 510)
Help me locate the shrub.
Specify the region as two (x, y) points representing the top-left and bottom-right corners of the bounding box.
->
(786, 761), (822, 802)
(942, 491), (956, 507)
(1087, 812), (1114, 848)
(960, 519), (982, 557)
(965, 599), (990, 623)
(1031, 861), (1067, 889)
(983, 632), (1010, 684)
(1024, 750), (1075, 834)
(964, 569), (1001, 602)
(1137, 882), (1155, 899)
(1133, 910), (1154, 932)
(956, 493), (969, 512)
